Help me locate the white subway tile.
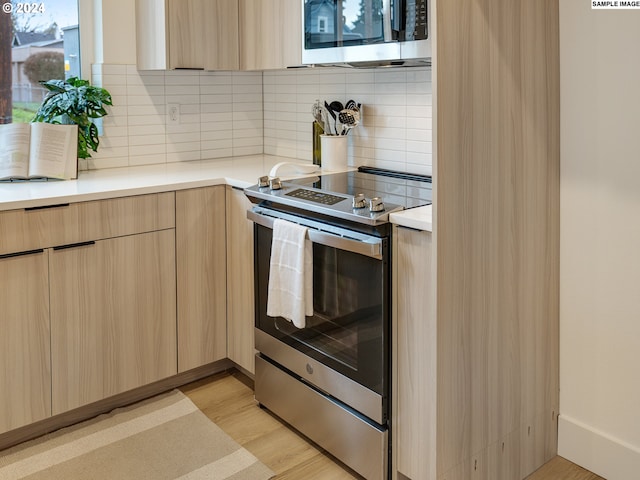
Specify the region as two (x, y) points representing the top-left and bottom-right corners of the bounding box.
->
(202, 148), (233, 159)
(102, 67), (131, 81)
(200, 84), (233, 95)
(127, 74), (165, 87)
(129, 153), (167, 166)
(165, 74), (200, 85)
(167, 141), (201, 153)
(128, 134), (165, 147)
(167, 151), (202, 162)
(130, 143), (166, 156)
(233, 145), (263, 156)
(165, 94), (200, 105)
(202, 139), (233, 150)
(201, 103), (233, 114)
(85, 156), (130, 169)
(130, 124), (166, 136)
(166, 123), (200, 135)
(127, 94), (165, 106)
(128, 114), (164, 126)
(127, 105), (165, 116)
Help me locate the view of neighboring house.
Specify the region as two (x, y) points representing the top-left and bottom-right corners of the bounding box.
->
(11, 31), (63, 102)
(304, 0), (372, 45)
(11, 25), (80, 105)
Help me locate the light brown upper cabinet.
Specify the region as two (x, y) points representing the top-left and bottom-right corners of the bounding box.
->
(239, 0), (302, 70)
(136, 0), (239, 70)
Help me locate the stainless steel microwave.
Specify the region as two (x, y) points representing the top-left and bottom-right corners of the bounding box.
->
(302, 0), (431, 67)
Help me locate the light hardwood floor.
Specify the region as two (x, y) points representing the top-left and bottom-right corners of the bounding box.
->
(180, 370), (603, 480)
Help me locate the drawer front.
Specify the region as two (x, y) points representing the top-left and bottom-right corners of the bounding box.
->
(0, 192), (175, 255)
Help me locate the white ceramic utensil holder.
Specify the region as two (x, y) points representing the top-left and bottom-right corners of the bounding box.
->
(320, 135), (348, 172)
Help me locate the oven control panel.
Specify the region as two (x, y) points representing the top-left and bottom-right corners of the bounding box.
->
(286, 188), (346, 206)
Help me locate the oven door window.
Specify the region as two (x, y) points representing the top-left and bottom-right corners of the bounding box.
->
(255, 224), (388, 396)
(304, 0), (389, 49)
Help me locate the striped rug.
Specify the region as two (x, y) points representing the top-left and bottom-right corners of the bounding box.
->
(0, 390), (274, 480)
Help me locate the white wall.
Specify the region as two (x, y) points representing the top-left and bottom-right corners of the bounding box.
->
(559, 3), (640, 479)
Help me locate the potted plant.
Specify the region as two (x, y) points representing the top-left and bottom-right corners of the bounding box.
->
(33, 77), (113, 159)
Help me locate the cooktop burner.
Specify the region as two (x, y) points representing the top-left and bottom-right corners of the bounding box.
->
(245, 166), (432, 228)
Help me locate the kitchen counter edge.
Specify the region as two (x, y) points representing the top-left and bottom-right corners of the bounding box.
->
(0, 155), (317, 212)
(389, 205), (433, 232)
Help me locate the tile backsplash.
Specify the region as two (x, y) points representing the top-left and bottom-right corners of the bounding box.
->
(89, 64), (432, 175)
(263, 67), (432, 176)
(87, 65), (263, 170)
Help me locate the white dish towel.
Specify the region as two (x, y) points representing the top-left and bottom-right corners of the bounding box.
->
(266, 219), (313, 328)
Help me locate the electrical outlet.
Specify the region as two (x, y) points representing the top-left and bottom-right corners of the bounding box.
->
(167, 104), (180, 124)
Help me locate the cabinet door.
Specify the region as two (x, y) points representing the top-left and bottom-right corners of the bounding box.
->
(168, 0), (207, 69)
(239, 0), (301, 70)
(204, 0), (240, 70)
(167, 0), (239, 70)
(394, 226), (436, 480)
(50, 230), (177, 414)
(0, 250), (51, 434)
(225, 186), (255, 373)
(176, 186), (227, 372)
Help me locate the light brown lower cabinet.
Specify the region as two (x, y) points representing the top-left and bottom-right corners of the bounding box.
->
(49, 230), (177, 415)
(393, 226), (436, 480)
(176, 186), (227, 372)
(0, 250), (51, 435)
(225, 186), (255, 374)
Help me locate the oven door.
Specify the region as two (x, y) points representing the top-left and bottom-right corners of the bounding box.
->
(249, 207), (389, 424)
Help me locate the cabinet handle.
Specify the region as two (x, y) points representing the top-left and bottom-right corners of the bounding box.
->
(0, 248), (44, 260)
(25, 203), (70, 211)
(53, 241), (96, 251)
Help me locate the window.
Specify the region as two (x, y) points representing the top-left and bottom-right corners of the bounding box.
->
(0, 0), (80, 124)
(318, 16), (327, 33)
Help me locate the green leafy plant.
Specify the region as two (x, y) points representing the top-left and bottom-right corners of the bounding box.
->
(33, 77), (113, 159)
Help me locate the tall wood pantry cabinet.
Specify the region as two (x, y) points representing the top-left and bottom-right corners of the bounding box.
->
(392, 1), (560, 479)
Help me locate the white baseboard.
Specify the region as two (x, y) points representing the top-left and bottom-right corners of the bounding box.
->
(558, 414), (640, 480)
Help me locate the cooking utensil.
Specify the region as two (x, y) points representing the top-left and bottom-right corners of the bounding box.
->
(324, 101), (337, 135)
(345, 99), (357, 110)
(329, 101), (344, 134)
(338, 108), (360, 135)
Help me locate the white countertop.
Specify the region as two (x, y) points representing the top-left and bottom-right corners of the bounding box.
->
(0, 156), (432, 231)
(0, 155), (321, 211)
(389, 204), (433, 232)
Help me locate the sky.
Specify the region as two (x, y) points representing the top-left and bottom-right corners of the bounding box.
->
(12, 0), (78, 31)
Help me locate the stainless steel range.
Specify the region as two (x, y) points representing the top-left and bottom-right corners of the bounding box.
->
(245, 167), (431, 480)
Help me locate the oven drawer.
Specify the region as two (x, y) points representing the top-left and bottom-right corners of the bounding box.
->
(255, 329), (384, 424)
(255, 354), (388, 480)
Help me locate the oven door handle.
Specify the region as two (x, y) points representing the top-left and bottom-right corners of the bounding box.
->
(247, 209), (383, 260)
